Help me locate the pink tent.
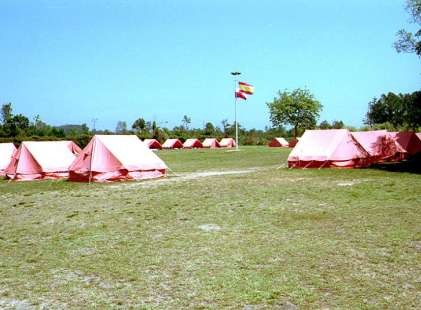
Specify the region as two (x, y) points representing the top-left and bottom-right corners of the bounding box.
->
(288, 129), (370, 168)
(351, 130), (406, 162)
(219, 138), (236, 148)
(69, 135), (167, 182)
(202, 138), (220, 148)
(183, 138), (203, 149)
(162, 138), (183, 149)
(268, 137), (289, 147)
(288, 137), (300, 148)
(0, 143), (16, 177)
(143, 139), (162, 150)
(6, 141), (81, 180)
(390, 132), (421, 156)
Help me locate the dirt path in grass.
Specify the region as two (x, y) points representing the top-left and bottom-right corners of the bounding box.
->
(109, 166), (278, 189)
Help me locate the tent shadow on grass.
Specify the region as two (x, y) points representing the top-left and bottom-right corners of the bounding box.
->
(370, 155), (421, 174)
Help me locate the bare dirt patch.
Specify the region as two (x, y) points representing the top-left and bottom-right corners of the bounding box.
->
(410, 241), (421, 252)
(198, 224), (221, 232)
(51, 268), (128, 290)
(108, 167), (262, 190)
(71, 247), (97, 257)
(335, 178), (374, 187)
(0, 298), (34, 310)
(337, 181), (357, 186)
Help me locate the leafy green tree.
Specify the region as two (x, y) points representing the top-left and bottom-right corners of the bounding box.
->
(224, 122), (243, 138)
(267, 88), (322, 137)
(51, 127), (66, 138)
(80, 123), (90, 134)
(332, 120), (344, 129)
(365, 91), (421, 130)
(171, 125), (188, 141)
(1, 103), (13, 125)
(365, 97), (385, 126)
(203, 122), (216, 136)
(403, 90), (421, 128)
(4, 114), (30, 136)
(394, 0), (421, 56)
(365, 92), (405, 127)
(319, 120), (332, 129)
(132, 118), (146, 132)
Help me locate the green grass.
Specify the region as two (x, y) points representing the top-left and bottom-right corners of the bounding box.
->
(0, 146), (420, 308)
(158, 146), (283, 172)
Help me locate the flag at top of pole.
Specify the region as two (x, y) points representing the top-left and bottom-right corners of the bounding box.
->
(235, 81), (254, 101)
(238, 82), (255, 95)
(231, 72), (254, 150)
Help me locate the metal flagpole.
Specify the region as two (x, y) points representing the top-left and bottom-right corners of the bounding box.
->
(231, 71), (241, 150)
(235, 82), (238, 150)
(235, 100), (239, 150)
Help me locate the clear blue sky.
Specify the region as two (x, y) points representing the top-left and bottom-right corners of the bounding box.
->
(1, 0), (420, 131)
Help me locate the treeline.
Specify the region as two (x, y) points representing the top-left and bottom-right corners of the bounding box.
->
(364, 91), (421, 131)
(0, 104), (292, 147)
(121, 115), (305, 146)
(0, 103), (92, 146)
(93, 117), (293, 147)
(1, 90), (419, 149)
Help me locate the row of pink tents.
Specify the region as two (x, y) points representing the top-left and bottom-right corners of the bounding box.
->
(0, 136), (239, 181)
(288, 129), (421, 168)
(1, 130), (419, 180)
(0, 135), (167, 182)
(144, 138), (236, 149)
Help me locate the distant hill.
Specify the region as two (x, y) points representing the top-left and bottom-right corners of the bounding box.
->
(56, 124), (89, 134)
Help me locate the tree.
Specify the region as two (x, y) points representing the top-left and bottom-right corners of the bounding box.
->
(132, 118), (146, 132)
(203, 122), (216, 136)
(267, 88), (322, 137)
(394, 0), (421, 56)
(4, 114), (30, 136)
(151, 121), (159, 139)
(80, 123), (90, 134)
(115, 121), (127, 134)
(1, 103), (12, 124)
(365, 92), (405, 127)
(332, 120), (344, 129)
(181, 115), (191, 130)
(403, 90), (421, 128)
(364, 91), (421, 130)
(51, 127), (65, 138)
(319, 120), (332, 129)
(221, 119), (230, 136)
(33, 115), (44, 129)
(31, 115), (50, 136)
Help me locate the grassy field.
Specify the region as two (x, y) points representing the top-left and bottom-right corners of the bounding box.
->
(0, 146), (420, 309)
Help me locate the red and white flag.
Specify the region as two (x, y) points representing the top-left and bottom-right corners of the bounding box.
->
(235, 89), (248, 100)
